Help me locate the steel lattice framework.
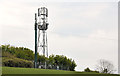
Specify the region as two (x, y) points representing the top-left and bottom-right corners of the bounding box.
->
(34, 7), (49, 68)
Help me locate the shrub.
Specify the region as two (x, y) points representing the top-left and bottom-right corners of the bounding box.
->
(84, 67), (91, 72)
(84, 67), (99, 73)
(2, 57), (33, 68)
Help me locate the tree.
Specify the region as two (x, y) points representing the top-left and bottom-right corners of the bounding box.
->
(84, 67), (91, 72)
(96, 59), (115, 74)
(1, 45), (77, 71)
(48, 54), (55, 68)
(69, 60), (77, 71)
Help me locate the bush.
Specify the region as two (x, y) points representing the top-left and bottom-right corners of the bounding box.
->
(1, 45), (77, 71)
(84, 67), (91, 72)
(2, 51), (16, 58)
(2, 57), (33, 68)
(84, 67), (99, 73)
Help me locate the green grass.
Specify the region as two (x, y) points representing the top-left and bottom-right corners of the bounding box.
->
(2, 67), (119, 76)
(2, 67), (79, 74)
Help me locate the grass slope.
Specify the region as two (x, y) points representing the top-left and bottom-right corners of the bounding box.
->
(2, 67), (119, 76)
(2, 67), (78, 74)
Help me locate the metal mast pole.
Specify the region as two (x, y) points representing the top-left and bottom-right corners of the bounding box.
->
(43, 30), (46, 69)
(34, 13), (37, 68)
(43, 30), (45, 56)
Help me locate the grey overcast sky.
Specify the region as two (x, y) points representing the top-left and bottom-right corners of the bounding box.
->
(0, 0), (118, 73)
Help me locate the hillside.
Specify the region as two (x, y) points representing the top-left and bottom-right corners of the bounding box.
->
(1, 45), (119, 76)
(1, 45), (76, 71)
(2, 67), (78, 74)
(2, 67), (119, 76)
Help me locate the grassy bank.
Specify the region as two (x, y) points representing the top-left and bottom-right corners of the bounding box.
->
(2, 67), (119, 76)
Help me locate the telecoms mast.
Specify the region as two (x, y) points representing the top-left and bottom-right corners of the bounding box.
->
(34, 7), (49, 68)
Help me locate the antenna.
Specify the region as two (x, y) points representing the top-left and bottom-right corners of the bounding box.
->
(34, 7), (49, 69)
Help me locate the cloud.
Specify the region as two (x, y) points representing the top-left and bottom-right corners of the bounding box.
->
(47, 2), (118, 37)
(89, 29), (118, 40)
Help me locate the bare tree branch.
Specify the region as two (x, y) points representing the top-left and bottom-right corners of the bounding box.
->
(95, 59), (115, 74)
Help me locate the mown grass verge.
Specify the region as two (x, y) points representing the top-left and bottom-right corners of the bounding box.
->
(2, 67), (119, 76)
